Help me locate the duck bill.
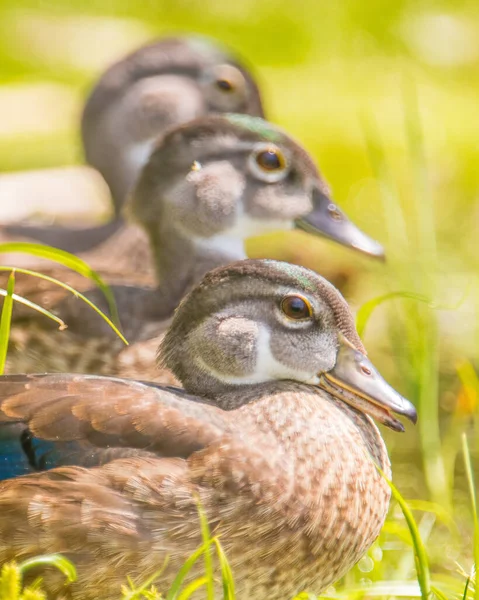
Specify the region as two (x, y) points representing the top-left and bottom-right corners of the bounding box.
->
(295, 186), (385, 259)
(319, 336), (417, 432)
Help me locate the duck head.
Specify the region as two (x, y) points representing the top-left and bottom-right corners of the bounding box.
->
(129, 114), (384, 265)
(160, 259), (416, 431)
(82, 36), (264, 211)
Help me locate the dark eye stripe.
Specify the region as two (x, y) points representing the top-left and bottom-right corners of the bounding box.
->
(281, 295), (313, 320)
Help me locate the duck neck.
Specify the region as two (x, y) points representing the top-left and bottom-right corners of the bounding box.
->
(146, 219), (248, 315)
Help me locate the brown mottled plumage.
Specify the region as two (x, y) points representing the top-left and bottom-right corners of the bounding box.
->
(2, 115), (382, 380)
(0, 260), (416, 598)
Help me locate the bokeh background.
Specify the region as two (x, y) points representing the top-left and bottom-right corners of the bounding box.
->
(1, 0), (478, 594)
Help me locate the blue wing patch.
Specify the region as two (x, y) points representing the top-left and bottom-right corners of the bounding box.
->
(0, 423), (86, 480)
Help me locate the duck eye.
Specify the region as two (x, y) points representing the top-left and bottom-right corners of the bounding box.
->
(216, 78), (234, 92)
(256, 148), (285, 172)
(281, 295), (313, 320)
(204, 64), (246, 111)
(248, 143), (289, 183)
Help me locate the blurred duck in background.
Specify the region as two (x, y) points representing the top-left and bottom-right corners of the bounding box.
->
(1, 35), (265, 253)
(3, 114), (383, 381)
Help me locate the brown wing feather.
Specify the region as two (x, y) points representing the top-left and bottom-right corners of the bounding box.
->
(0, 373), (231, 458)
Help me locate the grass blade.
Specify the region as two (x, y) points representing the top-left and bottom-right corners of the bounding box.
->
(356, 288), (470, 339)
(177, 577), (208, 600)
(356, 291), (430, 338)
(0, 288), (67, 329)
(198, 504), (215, 600)
(376, 466), (431, 599)
(0, 242), (121, 327)
(165, 543), (210, 600)
(462, 433), (479, 600)
(213, 538), (236, 600)
(0, 271), (15, 375)
(121, 558), (169, 600)
(431, 585), (449, 600)
(0, 267), (128, 345)
(462, 577), (471, 600)
(406, 500), (458, 535)
(18, 554), (77, 583)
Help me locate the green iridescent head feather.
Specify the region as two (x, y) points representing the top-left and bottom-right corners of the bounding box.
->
(225, 114), (283, 143)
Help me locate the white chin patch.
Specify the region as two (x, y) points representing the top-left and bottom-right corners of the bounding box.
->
(254, 326), (318, 384)
(203, 326), (318, 386)
(231, 213), (295, 238)
(192, 214), (294, 260)
(193, 234), (247, 260)
(126, 139), (157, 173)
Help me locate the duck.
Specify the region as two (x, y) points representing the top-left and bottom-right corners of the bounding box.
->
(0, 259), (417, 599)
(4, 114), (383, 380)
(1, 35), (265, 254)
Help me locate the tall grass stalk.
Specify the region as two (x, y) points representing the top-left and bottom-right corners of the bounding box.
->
(0, 271), (15, 375)
(377, 467), (431, 600)
(361, 94), (449, 508)
(198, 505), (215, 600)
(462, 433), (478, 600)
(402, 77), (447, 510)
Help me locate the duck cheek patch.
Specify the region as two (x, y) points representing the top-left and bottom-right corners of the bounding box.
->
(192, 316), (259, 379)
(119, 76), (204, 140)
(269, 328), (337, 377)
(172, 162), (245, 237)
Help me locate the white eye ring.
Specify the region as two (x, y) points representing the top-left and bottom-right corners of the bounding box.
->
(248, 143), (290, 183)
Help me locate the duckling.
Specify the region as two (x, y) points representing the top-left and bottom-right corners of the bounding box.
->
(1, 35), (265, 253)
(4, 115), (383, 379)
(0, 259), (417, 599)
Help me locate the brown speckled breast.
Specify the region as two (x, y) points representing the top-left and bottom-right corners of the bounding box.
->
(0, 383), (390, 599)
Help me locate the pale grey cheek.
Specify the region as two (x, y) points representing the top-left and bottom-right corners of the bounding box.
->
(116, 77), (204, 140)
(191, 317), (259, 377)
(169, 163), (244, 236)
(269, 330), (337, 374)
(247, 186), (313, 220)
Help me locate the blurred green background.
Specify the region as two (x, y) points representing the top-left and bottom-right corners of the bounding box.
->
(0, 0), (478, 594)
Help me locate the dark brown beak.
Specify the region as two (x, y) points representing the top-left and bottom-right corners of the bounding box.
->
(319, 336), (417, 431)
(295, 186), (385, 259)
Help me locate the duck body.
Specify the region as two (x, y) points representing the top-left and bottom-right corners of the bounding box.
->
(0, 259), (416, 598)
(0, 379), (389, 599)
